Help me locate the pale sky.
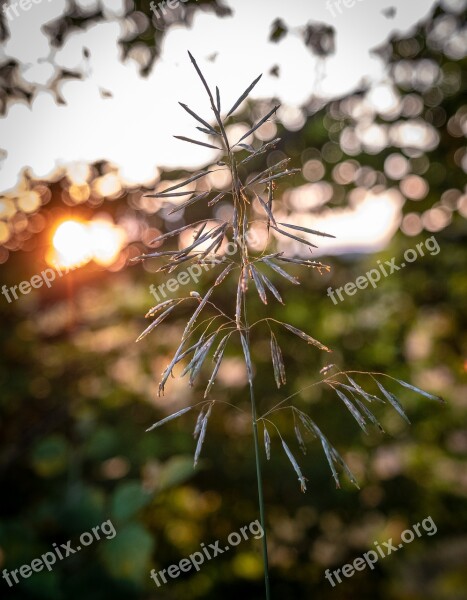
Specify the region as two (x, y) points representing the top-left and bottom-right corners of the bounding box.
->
(0, 0), (457, 255)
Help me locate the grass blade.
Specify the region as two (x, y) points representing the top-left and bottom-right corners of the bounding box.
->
(149, 223), (200, 245)
(194, 407), (206, 439)
(238, 143), (255, 152)
(188, 335), (217, 387)
(256, 169), (300, 185)
(214, 263), (235, 286)
(179, 102), (218, 135)
(194, 404), (212, 467)
(235, 271), (244, 328)
(146, 406), (192, 432)
(372, 377), (411, 424)
(182, 288), (215, 341)
(333, 387), (368, 433)
(344, 375), (383, 403)
(240, 332), (254, 386)
(250, 264), (268, 305)
(264, 425), (271, 460)
(181, 333), (216, 378)
(168, 191), (210, 215)
(281, 323), (331, 352)
(174, 135), (221, 150)
(388, 376), (444, 402)
(281, 440), (307, 492)
(270, 224), (318, 249)
(239, 138), (281, 164)
(260, 272), (283, 304)
(204, 334), (230, 397)
(145, 190), (196, 198)
(255, 193), (277, 226)
(208, 192), (226, 207)
(149, 171), (212, 196)
(227, 73), (262, 117)
(145, 298), (179, 318)
(262, 257), (300, 285)
(270, 331), (286, 388)
(294, 424), (307, 455)
(238, 105), (280, 143)
(136, 305), (177, 342)
(277, 222), (335, 239)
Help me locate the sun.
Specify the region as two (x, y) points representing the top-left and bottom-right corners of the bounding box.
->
(51, 218), (125, 269)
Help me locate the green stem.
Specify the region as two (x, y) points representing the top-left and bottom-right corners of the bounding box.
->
(249, 378), (271, 600)
(232, 151), (270, 599)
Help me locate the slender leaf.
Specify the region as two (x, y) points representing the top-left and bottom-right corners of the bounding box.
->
(227, 74), (262, 116)
(182, 288), (215, 341)
(194, 407), (206, 439)
(238, 143), (255, 152)
(262, 257), (300, 285)
(260, 272), (283, 304)
(136, 305), (177, 342)
(240, 138), (281, 164)
(270, 224), (318, 249)
(181, 333), (216, 378)
(255, 193), (277, 226)
(149, 223), (200, 245)
(145, 298), (179, 318)
(294, 424), (307, 455)
(208, 192), (226, 207)
(256, 169), (301, 185)
(196, 126), (219, 136)
(264, 425), (271, 460)
(168, 191), (210, 215)
(330, 447), (359, 488)
(148, 171), (212, 197)
(204, 334), (230, 397)
(235, 272), (243, 328)
(188, 335), (217, 386)
(372, 378), (411, 424)
(192, 222), (207, 242)
(250, 264), (268, 304)
(145, 190), (196, 199)
(240, 332), (253, 386)
(174, 135), (221, 150)
(270, 331), (286, 388)
(281, 440), (307, 492)
(194, 404), (212, 467)
(282, 323), (331, 352)
(238, 105), (280, 143)
(333, 387), (368, 433)
(389, 376), (444, 402)
(179, 102), (218, 135)
(146, 406), (192, 432)
(345, 375), (382, 403)
(277, 222), (335, 239)
(214, 262), (235, 286)
(297, 411), (340, 487)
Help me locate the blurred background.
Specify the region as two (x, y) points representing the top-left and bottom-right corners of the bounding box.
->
(0, 0), (466, 598)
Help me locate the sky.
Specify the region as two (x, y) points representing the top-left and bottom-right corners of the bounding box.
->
(0, 0), (460, 255)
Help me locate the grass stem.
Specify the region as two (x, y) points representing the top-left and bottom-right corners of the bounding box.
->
(249, 377), (271, 600)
